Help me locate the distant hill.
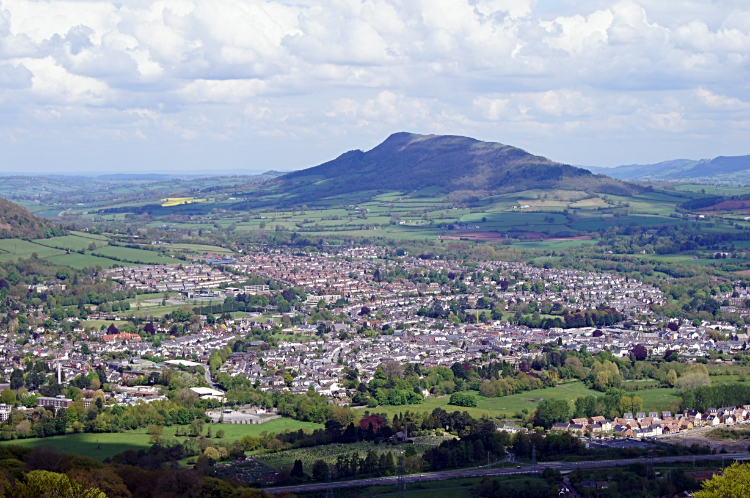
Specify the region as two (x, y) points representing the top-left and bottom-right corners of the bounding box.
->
(585, 159), (697, 180)
(268, 132), (638, 203)
(587, 155), (750, 183)
(0, 197), (52, 239)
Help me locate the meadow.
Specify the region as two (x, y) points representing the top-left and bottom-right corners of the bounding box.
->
(46, 252), (130, 269)
(32, 234), (109, 252)
(92, 246), (180, 264)
(0, 432), (155, 461)
(367, 382), (602, 419)
(0, 418), (322, 461)
(0, 239), (65, 262)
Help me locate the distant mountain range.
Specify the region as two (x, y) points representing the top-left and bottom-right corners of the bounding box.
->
(586, 155), (750, 182)
(261, 132), (638, 205)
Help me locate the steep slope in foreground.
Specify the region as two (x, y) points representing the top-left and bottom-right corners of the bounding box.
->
(275, 133), (638, 202)
(0, 197), (51, 239)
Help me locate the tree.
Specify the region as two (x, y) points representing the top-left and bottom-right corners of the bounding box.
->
(240, 435), (260, 451)
(291, 459), (304, 478)
(631, 344), (648, 361)
(0, 389), (15, 406)
(676, 373), (711, 390)
(312, 460), (328, 481)
(10, 369), (24, 390)
(382, 361), (403, 380)
(574, 396), (597, 418)
(535, 399), (570, 429)
(667, 369), (678, 387)
(13, 470), (106, 498)
(449, 392), (477, 407)
(204, 447), (220, 461)
(694, 462), (750, 498)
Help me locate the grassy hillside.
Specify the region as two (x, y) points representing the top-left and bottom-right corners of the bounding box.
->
(0, 197), (54, 239)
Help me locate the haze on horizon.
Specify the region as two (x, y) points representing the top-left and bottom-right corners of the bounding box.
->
(0, 0), (748, 175)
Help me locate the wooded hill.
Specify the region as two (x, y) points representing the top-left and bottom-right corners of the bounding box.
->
(264, 132), (639, 204)
(0, 197), (52, 239)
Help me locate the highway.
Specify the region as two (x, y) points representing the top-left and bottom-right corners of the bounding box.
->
(264, 452), (750, 493)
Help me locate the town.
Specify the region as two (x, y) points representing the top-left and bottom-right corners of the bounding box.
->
(3, 245), (750, 449)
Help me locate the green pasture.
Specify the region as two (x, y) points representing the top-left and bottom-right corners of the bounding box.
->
(81, 319), (125, 330)
(632, 388), (682, 411)
(0, 418), (322, 461)
(160, 418), (323, 440)
(513, 239), (594, 249)
(33, 235), (108, 252)
(0, 239), (65, 262)
(69, 230), (110, 241)
(92, 246), (179, 264)
(0, 432), (155, 461)
(47, 253), (129, 269)
(165, 243), (234, 254)
(368, 382), (602, 419)
(675, 184), (750, 196)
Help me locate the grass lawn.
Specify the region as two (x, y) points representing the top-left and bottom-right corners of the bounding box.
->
(0, 432), (155, 461)
(634, 388), (682, 411)
(0, 418), (322, 461)
(366, 382), (602, 419)
(166, 418), (324, 440)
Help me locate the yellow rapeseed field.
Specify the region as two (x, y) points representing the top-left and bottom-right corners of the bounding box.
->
(160, 197), (206, 207)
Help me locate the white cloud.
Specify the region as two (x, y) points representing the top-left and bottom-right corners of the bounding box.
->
(0, 0), (748, 171)
(694, 87), (750, 111)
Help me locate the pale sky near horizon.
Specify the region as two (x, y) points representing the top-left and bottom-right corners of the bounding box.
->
(0, 0), (748, 174)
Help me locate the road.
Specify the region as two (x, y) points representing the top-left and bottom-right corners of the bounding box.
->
(264, 452), (750, 493)
(204, 366), (220, 389)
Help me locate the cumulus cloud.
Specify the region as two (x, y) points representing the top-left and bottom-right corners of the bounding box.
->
(0, 0), (748, 171)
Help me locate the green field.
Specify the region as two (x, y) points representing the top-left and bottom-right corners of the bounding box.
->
(0, 418), (322, 461)
(165, 243), (234, 254)
(33, 235), (109, 252)
(0, 432), (155, 461)
(635, 387), (682, 411)
(367, 382), (602, 419)
(187, 419), (323, 440)
(46, 252), (131, 269)
(0, 239), (65, 262)
(92, 246), (180, 264)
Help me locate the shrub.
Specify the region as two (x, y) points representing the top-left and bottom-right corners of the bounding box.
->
(448, 392), (477, 407)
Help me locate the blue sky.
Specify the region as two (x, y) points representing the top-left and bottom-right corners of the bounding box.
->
(0, 0), (748, 174)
